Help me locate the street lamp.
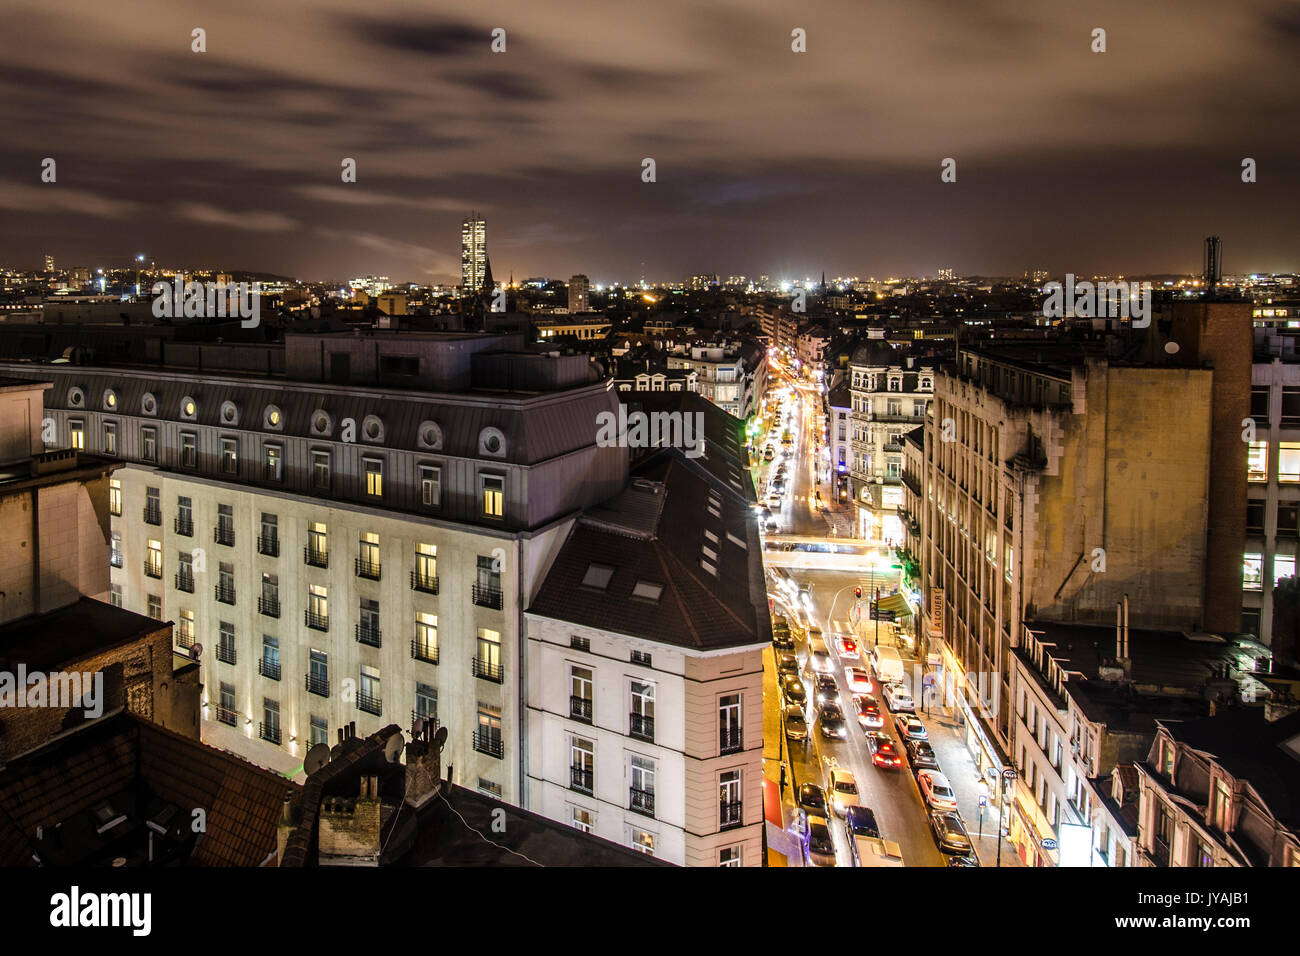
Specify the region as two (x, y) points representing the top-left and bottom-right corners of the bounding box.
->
(995, 768), (1018, 867)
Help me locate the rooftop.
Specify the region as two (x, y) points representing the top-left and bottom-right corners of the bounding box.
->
(0, 597), (166, 674)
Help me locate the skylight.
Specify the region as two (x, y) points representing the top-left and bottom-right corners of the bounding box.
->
(632, 581), (664, 601)
(581, 563), (616, 589)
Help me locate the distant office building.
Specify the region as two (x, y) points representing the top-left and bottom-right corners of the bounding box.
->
(568, 275), (590, 314)
(665, 340), (766, 420)
(43, 255), (54, 274)
(461, 213), (487, 292)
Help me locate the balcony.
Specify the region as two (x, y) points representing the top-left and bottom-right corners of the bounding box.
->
(258, 595), (280, 618)
(720, 726), (743, 754)
(719, 800), (744, 830)
(304, 545), (329, 569)
(258, 658), (281, 681)
(304, 609), (329, 632)
(213, 525), (235, 548)
(474, 729), (504, 759)
(174, 515), (193, 537)
(629, 787), (655, 818)
(629, 713), (655, 742)
(570, 696), (593, 723)
(144, 558), (162, 580)
(174, 632), (194, 653)
(473, 656), (503, 683)
(260, 722), (281, 745)
(174, 569), (194, 593)
(305, 673), (330, 697)
(410, 570), (439, 594)
(355, 557), (381, 581)
(215, 582), (236, 605)
(570, 766), (594, 794)
(355, 622), (382, 648)
(216, 643), (236, 666)
(143, 503), (161, 526)
(214, 706), (238, 727)
(883, 442), (903, 453)
(258, 534), (279, 557)
(410, 639), (439, 664)
(472, 583), (503, 610)
(357, 692), (382, 716)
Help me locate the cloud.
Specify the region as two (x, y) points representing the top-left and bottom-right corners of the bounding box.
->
(0, 183), (138, 218)
(177, 203), (297, 232)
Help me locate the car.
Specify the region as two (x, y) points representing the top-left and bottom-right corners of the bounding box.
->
(809, 648), (833, 673)
(917, 770), (959, 812)
(826, 767), (859, 816)
(812, 672), (840, 707)
(882, 682), (915, 713)
(865, 732), (903, 768)
(929, 811), (973, 855)
(780, 675), (807, 707)
(768, 491), (782, 507)
(776, 651), (799, 676)
(905, 738), (941, 772)
(844, 805), (881, 839)
(845, 667), (873, 694)
(818, 702), (848, 740)
(807, 813), (836, 866)
(784, 704), (809, 742)
(894, 714), (927, 741)
(852, 694), (885, 729)
(946, 852), (981, 867)
(772, 628), (794, 651)
(833, 634), (859, 659)
(797, 782), (827, 816)
(765, 518), (780, 533)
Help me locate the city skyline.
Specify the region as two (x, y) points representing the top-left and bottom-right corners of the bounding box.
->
(3, 0), (1299, 282)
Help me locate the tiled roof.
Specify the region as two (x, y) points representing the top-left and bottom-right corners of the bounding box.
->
(0, 712), (293, 867)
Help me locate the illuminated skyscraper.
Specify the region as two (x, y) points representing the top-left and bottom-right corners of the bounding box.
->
(568, 274), (589, 313)
(461, 213), (487, 292)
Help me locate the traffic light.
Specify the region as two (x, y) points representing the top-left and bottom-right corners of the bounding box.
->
(855, 586), (862, 599)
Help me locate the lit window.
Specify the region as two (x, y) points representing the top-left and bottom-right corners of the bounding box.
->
(364, 458), (383, 497)
(1243, 553), (1263, 591)
(1281, 442), (1300, 483)
(109, 478), (121, 516)
(69, 420), (85, 450)
(221, 438), (239, 475)
(482, 475), (504, 518)
(1247, 441), (1268, 482)
(1276, 554), (1296, 585)
(420, 465), (441, 507)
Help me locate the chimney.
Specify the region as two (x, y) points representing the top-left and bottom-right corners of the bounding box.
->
(404, 723), (443, 810)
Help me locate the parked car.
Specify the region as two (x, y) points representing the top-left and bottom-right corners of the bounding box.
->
(865, 732), (903, 768)
(797, 782), (827, 816)
(826, 767), (860, 816)
(807, 813), (836, 866)
(929, 811), (973, 855)
(776, 651), (799, 676)
(946, 852), (980, 867)
(882, 682), (915, 713)
(917, 770), (959, 812)
(852, 694), (885, 729)
(812, 672), (840, 707)
(818, 702), (848, 740)
(809, 648), (833, 672)
(780, 675), (807, 707)
(845, 667), (873, 694)
(905, 738), (941, 772)
(784, 704), (809, 743)
(844, 805), (881, 839)
(894, 714), (927, 741)
(772, 625), (795, 651)
(833, 634), (860, 659)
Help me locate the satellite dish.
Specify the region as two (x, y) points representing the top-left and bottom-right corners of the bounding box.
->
(411, 716), (426, 737)
(433, 726), (448, 750)
(303, 743), (331, 776)
(329, 744), (343, 761)
(383, 732), (404, 763)
(189, 643), (203, 661)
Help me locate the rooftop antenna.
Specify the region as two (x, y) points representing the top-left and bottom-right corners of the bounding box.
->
(1203, 236), (1222, 297)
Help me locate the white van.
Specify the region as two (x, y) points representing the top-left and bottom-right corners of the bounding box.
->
(869, 645), (905, 685)
(851, 835), (904, 867)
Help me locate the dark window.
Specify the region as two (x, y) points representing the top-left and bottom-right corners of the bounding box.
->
(1284, 387), (1300, 428)
(1247, 501), (1267, 535)
(379, 355), (419, 376)
(1251, 386), (1270, 425)
(1279, 503), (1300, 539)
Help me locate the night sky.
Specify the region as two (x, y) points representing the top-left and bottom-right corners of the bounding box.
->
(2, 0), (1298, 283)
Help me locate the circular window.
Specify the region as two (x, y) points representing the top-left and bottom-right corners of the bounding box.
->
(312, 411), (332, 435)
(417, 420), (442, 450)
(103, 389), (117, 409)
(141, 392), (157, 415)
(265, 405), (282, 429)
(485, 434), (501, 453)
(361, 415), (384, 443)
(479, 427), (507, 458)
(181, 396), (197, 419)
(220, 401), (238, 424)
(68, 387), (84, 408)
